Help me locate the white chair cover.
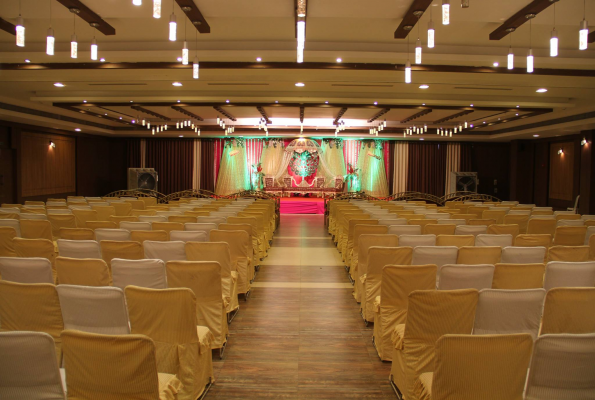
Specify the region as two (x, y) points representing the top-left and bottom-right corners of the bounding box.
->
(0, 257), (54, 284)
(585, 226), (595, 245)
(475, 234), (513, 247)
(119, 221), (152, 231)
(0, 331), (66, 400)
(68, 205), (92, 210)
(398, 234), (436, 247)
(473, 289), (546, 340)
(557, 219), (584, 227)
(94, 229), (131, 242)
(412, 246), (458, 269)
(0, 208), (20, 214)
(169, 230), (207, 243)
(376, 218), (408, 226)
(155, 211), (183, 217)
(438, 264), (495, 290)
(500, 246), (547, 264)
(425, 213), (450, 220)
(438, 218), (466, 225)
(524, 334), (595, 400)
(195, 216), (226, 225)
(143, 240), (186, 263)
(387, 225), (422, 236)
(138, 215), (168, 222)
(57, 285), (130, 335)
(57, 239), (101, 259)
(543, 261), (595, 291)
(111, 258), (167, 290)
(455, 225), (488, 236)
(581, 215), (595, 221)
(185, 223), (218, 237)
(0, 219), (20, 237)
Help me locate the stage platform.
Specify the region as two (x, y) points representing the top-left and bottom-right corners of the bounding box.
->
(280, 197), (325, 214)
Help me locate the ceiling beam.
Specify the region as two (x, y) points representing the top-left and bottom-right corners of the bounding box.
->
(489, 0), (554, 40)
(334, 107), (348, 125)
(55, 0), (115, 35)
(433, 110), (474, 124)
(256, 106), (271, 124)
(590, 30), (595, 43)
(0, 17), (16, 36)
(214, 106), (237, 121)
(472, 111), (543, 129)
(60, 102), (551, 114)
(176, 0), (210, 34)
(299, 105), (305, 123)
(394, 0), (433, 39)
(368, 108), (390, 123)
(131, 106), (171, 121)
(401, 109), (432, 123)
(56, 104), (134, 125)
(171, 105), (204, 121)
(6, 61), (595, 77)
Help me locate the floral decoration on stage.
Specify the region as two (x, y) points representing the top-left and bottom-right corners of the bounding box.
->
(345, 163), (361, 192)
(251, 162), (265, 190)
(224, 137), (245, 148)
(322, 138), (343, 149)
(263, 138), (284, 148)
(290, 150), (319, 177)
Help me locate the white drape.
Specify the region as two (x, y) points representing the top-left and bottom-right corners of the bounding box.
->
(445, 143), (461, 194)
(192, 139), (201, 190)
(357, 141), (389, 197)
(393, 142), (409, 194)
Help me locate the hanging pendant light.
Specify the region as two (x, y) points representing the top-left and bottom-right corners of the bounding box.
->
(405, 35), (412, 83)
(461, 0), (469, 8)
(15, 1), (24, 47)
(507, 31), (514, 70)
(70, 11), (78, 59)
(427, 6), (435, 48)
(90, 37), (98, 60)
(142, 119), (146, 126)
(297, 17), (306, 63)
(442, 0), (450, 25)
(193, 30), (199, 79)
(579, 0), (588, 50)
(133, 0), (142, 5)
(46, 1), (54, 55)
(169, 1), (177, 42)
(153, 0), (161, 18)
(550, 2), (558, 57)
(415, 37), (422, 64)
(182, 18), (188, 64)
(464, 120), (468, 128)
(527, 14), (535, 73)
(147, 122), (151, 129)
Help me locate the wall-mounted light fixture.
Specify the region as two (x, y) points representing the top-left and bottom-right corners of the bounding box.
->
(558, 148), (564, 155)
(49, 141), (56, 148)
(581, 138), (588, 146)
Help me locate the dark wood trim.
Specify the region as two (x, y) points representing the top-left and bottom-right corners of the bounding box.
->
(0, 102), (116, 130)
(484, 111), (595, 135)
(368, 108), (390, 123)
(171, 106), (204, 121)
(0, 17), (16, 36)
(5, 61), (595, 77)
(58, 104), (134, 125)
(213, 106), (236, 122)
(401, 109), (432, 123)
(176, 0), (210, 34)
(131, 105), (171, 121)
(334, 107), (348, 125)
(299, 105), (305, 123)
(62, 101), (551, 114)
(394, 0), (433, 39)
(590, 30), (595, 44)
(256, 106), (271, 124)
(473, 111), (544, 129)
(55, 0), (116, 35)
(490, 0), (553, 40)
(433, 110), (474, 124)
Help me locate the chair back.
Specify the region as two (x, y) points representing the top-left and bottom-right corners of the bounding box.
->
(111, 258), (167, 290)
(0, 219), (20, 237)
(456, 246), (502, 265)
(143, 240), (186, 263)
(424, 224), (455, 235)
(527, 218), (557, 236)
(0, 256), (53, 284)
(554, 226), (588, 246)
(47, 214), (77, 239)
(475, 234), (512, 247)
(13, 238), (56, 266)
(547, 245), (590, 262)
(540, 287), (595, 334)
(492, 263), (545, 289)
(56, 256), (111, 286)
(438, 264), (495, 290)
(412, 246), (458, 269)
(543, 261), (595, 290)
(387, 225), (421, 236)
(501, 246), (546, 263)
(0, 227), (17, 257)
(72, 209), (98, 228)
(100, 240), (144, 268)
(57, 239), (101, 259)
(436, 235), (475, 247)
(398, 234), (436, 247)
(60, 228), (94, 240)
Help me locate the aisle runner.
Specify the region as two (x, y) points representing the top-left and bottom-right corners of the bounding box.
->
(280, 197), (325, 214)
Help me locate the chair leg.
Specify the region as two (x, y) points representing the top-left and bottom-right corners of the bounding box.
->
(219, 340), (227, 360)
(389, 375), (404, 400)
(227, 307), (239, 324)
(198, 379), (213, 400)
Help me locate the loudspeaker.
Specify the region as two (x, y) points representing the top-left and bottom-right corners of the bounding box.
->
(128, 168), (158, 191)
(450, 172), (478, 193)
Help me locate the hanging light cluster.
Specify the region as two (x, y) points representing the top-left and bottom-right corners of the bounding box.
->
(335, 120), (347, 137)
(403, 124), (428, 137)
(258, 118), (269, 136)
(369, 120), (387, 136)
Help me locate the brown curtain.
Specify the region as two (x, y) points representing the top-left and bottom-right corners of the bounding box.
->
(386, 141), (395, 195)
(199, 139), (215, 192)
(460, 142), (473, 172)
(406, 142), (447, 196)
(126, 138), (141, 169)
(145, 139), (194, 195)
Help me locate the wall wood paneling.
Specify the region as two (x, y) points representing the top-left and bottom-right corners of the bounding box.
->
(20, 132), (76, 198)
(549, 141), (574, 202)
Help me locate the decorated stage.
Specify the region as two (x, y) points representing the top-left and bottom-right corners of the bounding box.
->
(280, 197), (325, 214)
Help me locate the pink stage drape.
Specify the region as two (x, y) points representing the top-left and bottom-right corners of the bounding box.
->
(245, 139), (263, 170)
(343, 140), (362, 169)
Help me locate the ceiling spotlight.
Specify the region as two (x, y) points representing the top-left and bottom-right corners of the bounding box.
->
(130, 100), (133, 103)
(516, 113), (519, 116)
(275, 100), (279, 103)
(324, 101), (329, 104)
(226, 99), (230, 103)
(493, 62), (499, 67)
(516, 105), (520, 107)
(74, 128), (81, 132)
(177, 100), (181, 102)
(83, 100), (87, 103)
(256, 57), (262, 62)
(558, 148), (564, 155)
(374, 101), (378, 105)
(49, 141), (55, 148)
(100, 58), (106, 62)
(536, 88), (548, 93)
(172, 82), (183, 86)
(177, 57), (182, 62)
(24, 59), (31, 63)
(533, 134), (539, 137)
(336, 58), (342, 63)
(419, 84), (429, 89)
(581, 138), (587, 146)
(54, 82), (65, 87)
(470, 104), (473, 107)
(422, 103), (426, 105)
(295, 82), (305, 87)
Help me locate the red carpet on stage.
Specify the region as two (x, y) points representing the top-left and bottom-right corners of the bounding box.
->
(280, 197), (325, 214)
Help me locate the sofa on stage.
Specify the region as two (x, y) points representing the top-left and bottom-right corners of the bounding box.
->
(263, 176), (345, 198)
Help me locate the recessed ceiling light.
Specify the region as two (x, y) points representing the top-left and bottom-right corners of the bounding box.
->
(374, 101), (378, 105)
(256, 57), (262, 62)
(54, 82), (65, 87)
(179, 135), (183, 137)
(325, 101), (329, 104)
(493, 62), (499, 67)
(83, 100), (87, 103)
(533, 134), (539, 137)
(470, 104), (474, 107)
(422, 103), (426, 106)
(295, 82), (305, 87)
(119, 117), (122, 120)
(275, 100), (279, 103)
(74, 128), (81, 132)
(336, 58), (342, 63)
(99, 58), (105, 62)
(130, 100), (133, 103)
(536, 88), (548, 93)
(177, 100), (181, 103)
(177, 57), (182, 62)
(483, 121), (486, 124)
(172, 82), (183, 87)
(24, 59), (30, 63)
(516, 113), (519, 116)
(226, 99), (230, 103)
(104, 113), (107, 116)
(470, 124), (474, 127)
(420, 138), (424, 140)
(516, 105), (520, 108)
(419, 84), (429, 89)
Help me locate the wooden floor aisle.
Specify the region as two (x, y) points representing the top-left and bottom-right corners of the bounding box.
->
(206, 214), (394, 399)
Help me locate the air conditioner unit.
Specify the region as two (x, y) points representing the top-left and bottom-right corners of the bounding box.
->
(450, 172), (478, 193)
(128, 168), (158, 191)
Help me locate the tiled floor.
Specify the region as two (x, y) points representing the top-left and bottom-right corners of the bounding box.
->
(206, 214), (394, 399)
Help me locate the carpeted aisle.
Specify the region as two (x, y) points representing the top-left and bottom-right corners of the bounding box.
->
(206, 214), (393, 399)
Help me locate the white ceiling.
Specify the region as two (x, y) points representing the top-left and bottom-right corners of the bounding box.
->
(0, 0), (594, 140)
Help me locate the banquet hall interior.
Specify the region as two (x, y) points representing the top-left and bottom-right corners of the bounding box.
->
(1, 0), (595, 399)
